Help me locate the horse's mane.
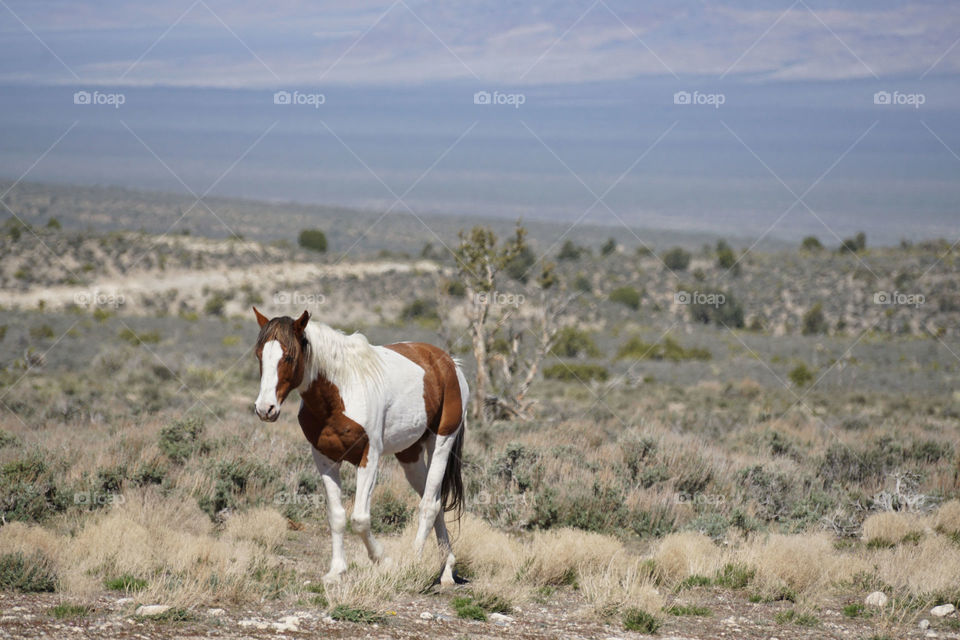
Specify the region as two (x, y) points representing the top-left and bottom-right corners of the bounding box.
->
(299, 321), (385, 393)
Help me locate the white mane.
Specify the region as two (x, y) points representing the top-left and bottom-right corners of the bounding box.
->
(299, 321), (384, 392)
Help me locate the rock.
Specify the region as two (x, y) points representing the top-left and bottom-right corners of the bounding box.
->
(419, 612), (433, 620)
(490, 612), (514, 625)
(925, 631), (937, 639)
(272, 615), (301, 632)
(239, 619), (269, 630)
(206, 608), (226, 617)
(115, 598), (134, 606)
(919, 619), (931, 629)
(135, 605), (171, 617)
(322, 616), (335, 624)
(931, 604), (956, 618)
(864, 591), (888, 608)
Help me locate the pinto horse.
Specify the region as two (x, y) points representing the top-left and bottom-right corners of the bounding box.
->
(251, 308), (467, 584)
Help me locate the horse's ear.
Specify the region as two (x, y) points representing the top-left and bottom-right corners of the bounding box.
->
(253, 306), (269, 328)
(294, 310), (310, 334)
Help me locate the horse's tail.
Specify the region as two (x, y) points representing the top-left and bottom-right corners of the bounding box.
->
(441, 423), (465, 517)
(441, 360), (468, 519)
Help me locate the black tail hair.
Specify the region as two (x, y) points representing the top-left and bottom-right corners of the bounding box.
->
(440, 424), (465, 519)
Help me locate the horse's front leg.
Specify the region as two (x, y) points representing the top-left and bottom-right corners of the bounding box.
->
(311, 447), (347, 583)
(351, 444), (384, 563)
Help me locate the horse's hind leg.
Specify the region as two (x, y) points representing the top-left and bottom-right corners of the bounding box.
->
(413, 428), (459, 557)
(399, 441), (455, 585)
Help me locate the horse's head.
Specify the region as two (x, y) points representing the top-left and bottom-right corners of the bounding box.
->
(253, 307), (310, 422)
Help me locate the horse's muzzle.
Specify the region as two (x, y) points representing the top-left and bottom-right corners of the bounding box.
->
(255, 403), (280, 422)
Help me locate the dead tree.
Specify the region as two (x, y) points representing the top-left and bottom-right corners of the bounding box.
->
(449, 224), (573, 423)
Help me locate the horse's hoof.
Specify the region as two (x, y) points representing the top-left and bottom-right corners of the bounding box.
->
(433, 568), (468, 587)
(322, 571), (344, 585)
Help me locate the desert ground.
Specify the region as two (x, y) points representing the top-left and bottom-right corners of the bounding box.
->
(0, 183), (958, 639)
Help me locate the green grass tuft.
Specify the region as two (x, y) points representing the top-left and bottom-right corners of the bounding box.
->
(136, 607), (196, 623)
(666, 604), (711, 616)
(715, 563), (755, 589)
(329, 605), (385, 624)
(623, 607), (660, 633)
(50, 603), (91, 619)
(677, 574), (712, 590)
(452, 596), (487, 621)
(774, 609), (819, 626)
(104, 574), (148, 592)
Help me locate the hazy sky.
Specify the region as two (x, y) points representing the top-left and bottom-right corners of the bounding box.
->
(1, 0), (958, 87)
(1, 1), (958, 244)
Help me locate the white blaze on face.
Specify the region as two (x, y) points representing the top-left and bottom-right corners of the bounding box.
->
(255, 340), (283, 420)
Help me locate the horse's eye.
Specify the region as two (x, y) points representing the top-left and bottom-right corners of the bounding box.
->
(284, 356), (293, 363)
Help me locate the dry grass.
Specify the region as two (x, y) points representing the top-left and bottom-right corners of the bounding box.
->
(862, 511), (924, 546)
(654, 532), (723, 586)
(872, 534), (960, 599)
(579, 556), (663, 619)
(739, 532), (865, 601)
(0, 489), (284, 606)
(933, 499), (960, 535)
(223, 507), (289, 550)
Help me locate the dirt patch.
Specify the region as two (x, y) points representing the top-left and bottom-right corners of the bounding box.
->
(0, 588), (938, 640)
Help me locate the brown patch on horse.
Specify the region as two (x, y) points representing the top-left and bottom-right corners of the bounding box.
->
(299, 376), (370, 467)
(394, 430), (431, 464)
(384, 342), (463, 436)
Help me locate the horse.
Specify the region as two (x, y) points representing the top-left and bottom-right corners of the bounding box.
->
(251, 307), (467, 585)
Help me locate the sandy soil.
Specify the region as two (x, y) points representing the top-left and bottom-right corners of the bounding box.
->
(0, 588), (947, 640)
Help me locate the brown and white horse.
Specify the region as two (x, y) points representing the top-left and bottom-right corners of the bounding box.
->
(251, 308), (467, 584)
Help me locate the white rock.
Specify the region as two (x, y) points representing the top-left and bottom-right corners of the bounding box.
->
(206, 608), (226, 617)
(925, 631), (937, 639)
(919, 619), (931, 629)
(115, 598), (134, 606)
(931, 604), (956, 618)
(864, 591), (888, 608)
(272, 615), (301, 632)
(322, 616), (335, 624)
(239, 619), (269, 630)
(135, 605), (171, 617)
(419, 612), (433, 620)
(490, 612), (514, 624)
